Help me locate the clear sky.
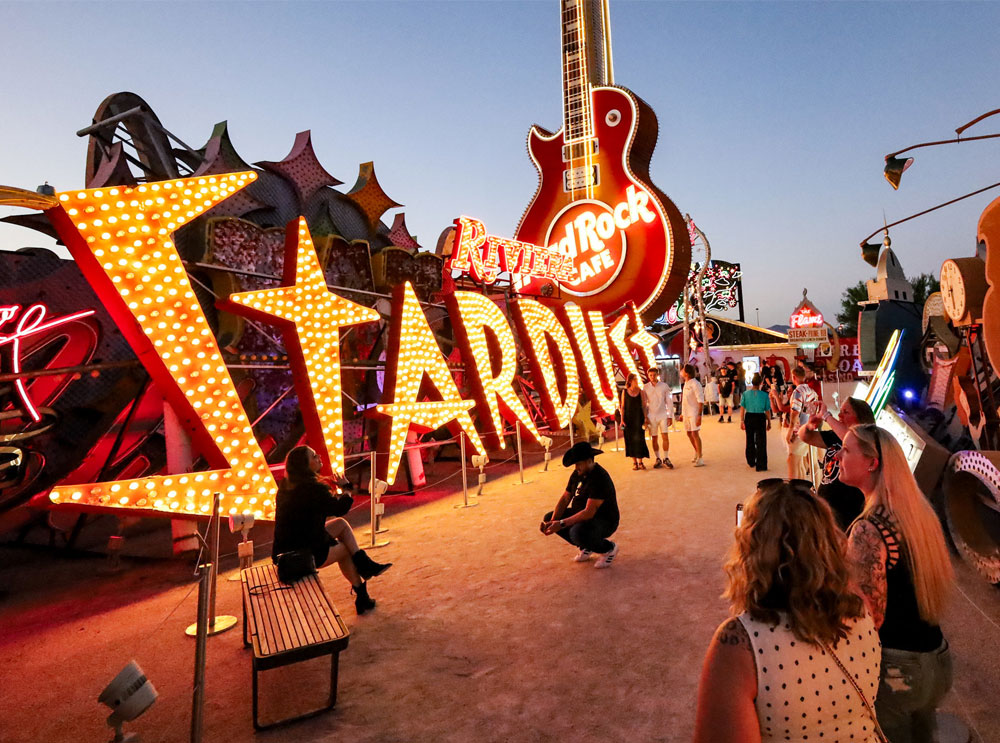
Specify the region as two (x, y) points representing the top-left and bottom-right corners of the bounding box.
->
(2, 0), (999, 328)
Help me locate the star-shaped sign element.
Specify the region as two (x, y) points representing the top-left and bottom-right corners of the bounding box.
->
(628, 303), (661, 373)
(377, 282), (484, 484)
(225, 217), (379, 475)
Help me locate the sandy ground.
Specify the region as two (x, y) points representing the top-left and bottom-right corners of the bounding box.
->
(1, 418), (998, 743)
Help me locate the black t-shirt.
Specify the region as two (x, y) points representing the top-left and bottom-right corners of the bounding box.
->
(816, 430), (866, 531)
(272, 479), (354, 566)
(717, 368), (734, 397)
(564, 463), (619, 527)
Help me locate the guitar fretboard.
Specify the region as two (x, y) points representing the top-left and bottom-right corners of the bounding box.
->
(562, 0), (593, 143)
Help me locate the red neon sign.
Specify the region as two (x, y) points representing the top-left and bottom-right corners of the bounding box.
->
(0, 303), (96, 422)
(789, 306), (824, 329)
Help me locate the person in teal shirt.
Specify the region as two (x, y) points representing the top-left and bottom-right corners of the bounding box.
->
(740, 373), (772, 471)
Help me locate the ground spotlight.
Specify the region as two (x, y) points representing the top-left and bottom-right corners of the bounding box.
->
(98, 661), (157, 742)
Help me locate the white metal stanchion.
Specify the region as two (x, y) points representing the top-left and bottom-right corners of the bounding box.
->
(455, 433), (478, 508)
(367, 452), (390, 549)
(513, 421), (533, 485)
(615, 418), (620, 451)
(186, 493), (237, 637)
(569, 420), (575, 447)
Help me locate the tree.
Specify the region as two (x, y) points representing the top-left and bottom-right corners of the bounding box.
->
(836, 280), (868, 336)
(910, 272), (940, 307)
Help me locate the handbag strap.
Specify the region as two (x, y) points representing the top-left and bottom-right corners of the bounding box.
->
(820, 640), (889, 743)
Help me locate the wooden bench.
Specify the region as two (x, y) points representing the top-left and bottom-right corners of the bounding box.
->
(240, 563), (350, 730)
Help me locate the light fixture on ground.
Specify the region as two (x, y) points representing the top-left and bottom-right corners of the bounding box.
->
(98, 661), (157, 742)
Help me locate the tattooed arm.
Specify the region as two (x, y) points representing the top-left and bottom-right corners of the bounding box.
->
(693, 618), (761, 743)
(846, 518), (888, 629)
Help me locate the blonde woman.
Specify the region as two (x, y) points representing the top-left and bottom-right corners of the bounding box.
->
(839, 424), (954, 743)
(693, 480), (881, 743)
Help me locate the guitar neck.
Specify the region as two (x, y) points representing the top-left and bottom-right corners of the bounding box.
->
(561, 0), (613, 143)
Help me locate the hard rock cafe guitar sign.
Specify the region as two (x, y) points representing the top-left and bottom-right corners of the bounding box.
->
(514, 0), (690, 321)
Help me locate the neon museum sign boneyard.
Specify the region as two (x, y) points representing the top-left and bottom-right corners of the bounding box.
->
(28, 174), (666, 521)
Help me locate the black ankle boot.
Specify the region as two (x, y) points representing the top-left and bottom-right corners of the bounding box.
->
(352, 549), (392, 580)
(353, 581), (376, 614)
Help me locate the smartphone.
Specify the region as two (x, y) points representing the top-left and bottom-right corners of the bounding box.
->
(736, 503), (744, 527)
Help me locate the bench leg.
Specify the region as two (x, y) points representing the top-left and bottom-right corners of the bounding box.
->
(252, 661), (261, 731)
(328, 652), (340, 709)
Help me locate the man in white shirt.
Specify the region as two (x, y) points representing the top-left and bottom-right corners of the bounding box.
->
(642, 366), (674, 469)
(785, 366), (819, 479)
(679, 363), (706, 467)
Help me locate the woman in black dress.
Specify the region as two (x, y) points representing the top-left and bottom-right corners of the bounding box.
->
(272, 445), (392, 614)
(620, 373), (649, 469)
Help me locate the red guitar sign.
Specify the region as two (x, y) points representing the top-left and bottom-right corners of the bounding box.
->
(515, 0), (690, 322)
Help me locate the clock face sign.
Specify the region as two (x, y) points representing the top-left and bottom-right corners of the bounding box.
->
(940, 259), (966, 323)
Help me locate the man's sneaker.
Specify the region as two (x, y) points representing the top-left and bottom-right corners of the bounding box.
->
(663, 457), (674, 469)
(694, 458), (706, 467)
(573, 549), (594, 563)
(727, 416), (732, 423)
(718, 415), (724, 423)
(653, 457), (662, 469)
(594, 542), (619, 569)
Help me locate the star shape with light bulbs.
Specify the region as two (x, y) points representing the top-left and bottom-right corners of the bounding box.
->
(376, 282), (485, 484)
(223, 217), (380, 476)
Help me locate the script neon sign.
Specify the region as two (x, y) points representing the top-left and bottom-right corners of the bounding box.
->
(789, 306), (824, 329)
(0, 303), (97, 422)
(449, 216), (577, 285)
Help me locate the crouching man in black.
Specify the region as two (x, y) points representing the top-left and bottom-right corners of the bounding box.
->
(540, 442), (620, 568)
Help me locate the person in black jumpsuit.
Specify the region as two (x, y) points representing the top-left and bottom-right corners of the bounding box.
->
(272, 445), (392, 614)
(620, 372), (649, 469)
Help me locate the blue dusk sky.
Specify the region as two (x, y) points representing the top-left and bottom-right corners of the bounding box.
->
(2, 0), (999, 328)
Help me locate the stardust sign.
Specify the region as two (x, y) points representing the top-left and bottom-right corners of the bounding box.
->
(19, 173), (663, 521)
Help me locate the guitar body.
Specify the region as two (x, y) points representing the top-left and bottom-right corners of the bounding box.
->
(515, 85), (690, 322)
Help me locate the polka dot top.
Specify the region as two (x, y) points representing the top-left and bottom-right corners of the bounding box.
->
(738, 611), (881, 742)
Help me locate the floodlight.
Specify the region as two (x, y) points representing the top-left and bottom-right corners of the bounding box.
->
(370, 478), (389, 498)
(471, 455), (489, 468)
(538, 436), (553, 449)
(883, 156), (913, 190)
(98, 661), (157, 743)
(227, 512), (254, 535)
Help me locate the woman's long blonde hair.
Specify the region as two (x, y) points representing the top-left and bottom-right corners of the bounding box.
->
(725, 481), (865, 646)
(851, 424), (953, 624)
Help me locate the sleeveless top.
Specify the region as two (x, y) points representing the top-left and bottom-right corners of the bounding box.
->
(859, 508), (944, 653)
(738, 611), (881, 743)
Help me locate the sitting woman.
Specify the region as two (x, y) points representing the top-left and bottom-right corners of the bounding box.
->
(693, 479), (882, 743)
(840, 424), (954, 743)
(272, 445), (392, 615)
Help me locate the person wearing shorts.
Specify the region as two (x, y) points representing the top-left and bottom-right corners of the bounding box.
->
(679, 363), (705, 467)
(642, 366), (674, 469)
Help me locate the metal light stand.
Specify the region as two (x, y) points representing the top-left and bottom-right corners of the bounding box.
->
(455, 432), (478, 508)
(190, 563), (210, 743)
(512, 421), (533, 485)
(185, 494), (237, 637)
(366, 451), (390, 549)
